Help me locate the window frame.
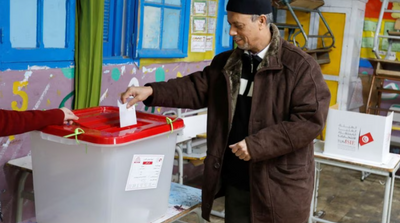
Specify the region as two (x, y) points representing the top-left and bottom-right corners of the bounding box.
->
(0, 0), (76, 71)
(137, 0), (190, 58)
(215, 0), (232, 55)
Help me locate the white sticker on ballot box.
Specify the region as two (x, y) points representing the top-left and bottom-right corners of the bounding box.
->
(125, 154), (165, 191)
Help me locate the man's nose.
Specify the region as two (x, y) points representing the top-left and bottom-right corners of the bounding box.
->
(229, 27), (237, 36)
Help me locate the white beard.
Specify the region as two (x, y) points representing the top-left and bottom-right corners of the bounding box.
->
(237, 42), (249, 50)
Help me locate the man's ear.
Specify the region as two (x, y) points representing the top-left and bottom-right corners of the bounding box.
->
(259, 15), (268, 29)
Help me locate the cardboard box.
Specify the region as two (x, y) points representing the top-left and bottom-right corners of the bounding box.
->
(324, 108), (393, 164)
(273, 0), (325, 10)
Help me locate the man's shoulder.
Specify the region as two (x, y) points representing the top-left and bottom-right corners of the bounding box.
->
(215, 49), (235, 60)
(209, 49), (236, 68)
(280, 40), (318, 69)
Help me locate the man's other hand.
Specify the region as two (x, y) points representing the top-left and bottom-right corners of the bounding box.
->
(229, 139), (251, 161)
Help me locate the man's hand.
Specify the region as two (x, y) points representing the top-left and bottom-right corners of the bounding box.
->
(60, 107), (79, 125)
(120, 86), (153, 108)
(229, 139), (251, 161)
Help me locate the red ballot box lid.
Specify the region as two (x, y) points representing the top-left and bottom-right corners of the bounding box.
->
(40, 106), (184, 145)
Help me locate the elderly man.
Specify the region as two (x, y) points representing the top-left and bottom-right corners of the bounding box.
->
(121, 0), (331, 222)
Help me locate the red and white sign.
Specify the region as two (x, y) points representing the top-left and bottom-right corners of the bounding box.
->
(359, 132), (374, 146)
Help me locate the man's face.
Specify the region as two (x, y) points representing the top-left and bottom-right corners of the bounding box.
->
(227, 11), (261, 52)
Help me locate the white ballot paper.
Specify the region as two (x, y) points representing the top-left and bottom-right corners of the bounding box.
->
(118, 100), (137, 128)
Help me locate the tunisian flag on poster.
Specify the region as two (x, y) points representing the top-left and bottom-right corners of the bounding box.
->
(359, 132), (374, 146)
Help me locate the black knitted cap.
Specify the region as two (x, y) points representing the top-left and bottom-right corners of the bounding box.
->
(226, 0), (272, 15)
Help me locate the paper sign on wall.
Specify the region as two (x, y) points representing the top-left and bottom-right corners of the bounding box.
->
(125, 154), (165, 191)
(193, 0), (207, 16)
(192, 17), (207, 33)
(205, 36), (214, 51)
(208, 18), (216, 34)
(208, 1), (217, 16)
(191, 35), (206, 52)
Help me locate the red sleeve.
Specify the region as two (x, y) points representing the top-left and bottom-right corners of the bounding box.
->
(0, 109), (65, 137)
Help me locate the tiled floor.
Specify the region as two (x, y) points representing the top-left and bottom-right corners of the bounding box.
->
(314, 164), (400, 223)
(179, 164), (400, 223)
